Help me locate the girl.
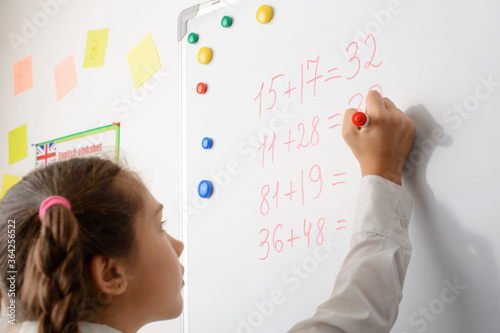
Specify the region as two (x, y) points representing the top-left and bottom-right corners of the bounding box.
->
(0, 91), (415, 333)
(0, 155), (184, 333)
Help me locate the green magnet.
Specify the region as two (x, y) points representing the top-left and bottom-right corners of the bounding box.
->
(221, 16), (233, 28)
(188, 33), (198, 44)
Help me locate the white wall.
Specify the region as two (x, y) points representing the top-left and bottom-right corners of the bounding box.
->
(0, 0), (199, 332)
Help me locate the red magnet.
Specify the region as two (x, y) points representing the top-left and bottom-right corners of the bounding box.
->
(197, 82), (207, 94)
(352, 112), (369, 127)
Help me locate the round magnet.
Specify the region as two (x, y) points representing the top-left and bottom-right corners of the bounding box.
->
(221, 16), (233, 28)
(202, 137), (213, 149)
(197, 82), (207, 94)
(256, 5), (274, 24)
(188, 33), (198, 44)
(198, 47), (213, 65)
(198, 180), (213, 198)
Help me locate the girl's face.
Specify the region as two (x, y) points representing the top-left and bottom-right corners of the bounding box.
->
(127, 183), (185, 321)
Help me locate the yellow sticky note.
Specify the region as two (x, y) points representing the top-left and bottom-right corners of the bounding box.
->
(126, 33), (161, 89)
(0, 174), (22, 203)
(13, 55), (34, 96)
(54, 54), (77, 101)
(83, 28), (109, 68)
(8, 124), (28, 165)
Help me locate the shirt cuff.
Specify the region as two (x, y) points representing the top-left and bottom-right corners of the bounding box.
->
(352, 175), (413, 250)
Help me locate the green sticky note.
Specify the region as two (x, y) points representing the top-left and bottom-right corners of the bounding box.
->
(8, 124), (28, 165)
(126, 33), (161, 89)
(83, 28), (109, 68)
(0, 174), (22, 203)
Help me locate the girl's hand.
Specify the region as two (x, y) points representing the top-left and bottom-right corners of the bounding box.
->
(342, 90), (416, 186)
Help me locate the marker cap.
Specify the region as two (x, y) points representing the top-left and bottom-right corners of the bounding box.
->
(352, 112), (369, 127)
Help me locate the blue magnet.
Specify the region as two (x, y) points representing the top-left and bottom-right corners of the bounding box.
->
(198, 180), (213, 198)
(202, 137), (213, 149)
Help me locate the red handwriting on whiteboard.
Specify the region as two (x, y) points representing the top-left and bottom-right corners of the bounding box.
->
(259, 165), (323, 215)
(332, 172), (348, 187)
(306, 55), (323, 98)
(259, 115), (321, 168)
(299, 115), (320, 149)
(345, 34), (383, 80)
(364, 34), (383, 69)
(258, 217), (347, 260)
(254, 74), (286, 118)
(254, 34), (383, 118)
(285, 80), (297, 99)
(348, 84), (384, 111)
(328, 113), (342, 130)
(336, 220), (347, 231)
(254, 82), (265, 118)
(325, 67), (342, 82)
(258, 132), (277, 168)
(345, 42), (361, 80)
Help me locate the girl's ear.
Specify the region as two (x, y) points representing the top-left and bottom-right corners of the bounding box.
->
(90, 255), (127, 295)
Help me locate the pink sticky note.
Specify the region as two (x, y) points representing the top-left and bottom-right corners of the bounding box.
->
(13, 55), (34, 96)
(54, 54), (77, 101)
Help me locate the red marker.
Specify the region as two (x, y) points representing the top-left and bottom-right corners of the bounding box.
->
(352, 112), (369, 127)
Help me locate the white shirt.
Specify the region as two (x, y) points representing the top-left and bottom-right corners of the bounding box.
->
(288, 175), (413, 333)
(18, 320), (122, 333)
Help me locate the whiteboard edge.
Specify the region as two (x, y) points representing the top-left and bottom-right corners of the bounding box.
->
(177, 4), (201, 42)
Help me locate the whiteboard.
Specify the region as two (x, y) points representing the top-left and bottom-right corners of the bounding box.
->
(179, 0), (500, 332)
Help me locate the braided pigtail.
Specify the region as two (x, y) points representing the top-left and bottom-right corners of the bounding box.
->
(21, 202), (85, 333)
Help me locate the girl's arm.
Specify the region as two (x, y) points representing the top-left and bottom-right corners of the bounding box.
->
(288, 175), (412, 333)
(288, 91), (416, 333)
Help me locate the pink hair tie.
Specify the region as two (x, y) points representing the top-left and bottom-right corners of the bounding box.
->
(39, 196), (72, 220)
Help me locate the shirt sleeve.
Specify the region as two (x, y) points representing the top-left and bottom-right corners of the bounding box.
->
(287, 175), (413, 333)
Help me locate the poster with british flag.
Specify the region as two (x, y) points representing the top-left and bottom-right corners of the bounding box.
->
(35, 123), (120, 168)
(36, 142), (57, 168)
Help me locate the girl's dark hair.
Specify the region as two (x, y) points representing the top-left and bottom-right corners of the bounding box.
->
(0, 156), (144, 332)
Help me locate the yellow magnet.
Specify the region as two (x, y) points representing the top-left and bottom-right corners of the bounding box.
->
(256, 5), (274, 24)
(198, 47), (213, 65)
